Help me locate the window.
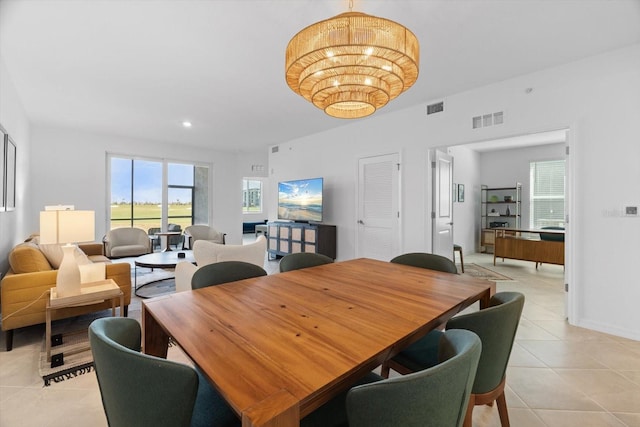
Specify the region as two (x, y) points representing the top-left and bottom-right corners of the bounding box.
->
(529, 160), (565, 228)
(243, 179), (262, 213)
(109, 155), (208, 231)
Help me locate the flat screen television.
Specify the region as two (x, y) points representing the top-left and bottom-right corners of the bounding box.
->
(278, 177), (323, 222)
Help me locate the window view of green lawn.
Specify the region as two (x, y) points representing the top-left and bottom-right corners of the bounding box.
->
(110, 157), (197, 232)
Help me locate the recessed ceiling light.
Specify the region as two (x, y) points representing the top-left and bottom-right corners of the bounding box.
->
(182, 121), (192, 128)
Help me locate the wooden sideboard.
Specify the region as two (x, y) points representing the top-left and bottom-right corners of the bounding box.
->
(493, 228), (564, 267)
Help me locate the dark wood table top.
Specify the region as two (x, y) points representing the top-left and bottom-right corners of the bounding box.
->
(142, 258), (495, 427)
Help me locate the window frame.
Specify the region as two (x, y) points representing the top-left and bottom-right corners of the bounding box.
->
(107, 153), (210, 231)
(529, 159), (566, 229)
(242, 178), (263, 214)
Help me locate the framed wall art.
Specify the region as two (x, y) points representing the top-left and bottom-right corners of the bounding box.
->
(0, 125), (6, 212)
(452, 183), (457, 202)
(5, 135), (16, 211)
(457, 184), (465, 203)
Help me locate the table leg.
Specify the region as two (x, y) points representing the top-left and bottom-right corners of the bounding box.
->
(142, 304), (169, 358)
(45, 293), (52, 362)
(163, 236), (172, 252)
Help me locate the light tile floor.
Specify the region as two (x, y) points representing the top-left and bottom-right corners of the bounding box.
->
(1, 252), (639, 426)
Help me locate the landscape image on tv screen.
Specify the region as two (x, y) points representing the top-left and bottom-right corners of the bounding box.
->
(278, 178), (323, 222)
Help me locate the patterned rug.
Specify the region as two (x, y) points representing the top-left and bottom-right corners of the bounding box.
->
(459, 263), (513, 281)
(38, 311), (106, 386)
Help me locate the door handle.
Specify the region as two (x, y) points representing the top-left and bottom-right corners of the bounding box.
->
(358, 220), (365, 225)
(447, 222), (454, 225)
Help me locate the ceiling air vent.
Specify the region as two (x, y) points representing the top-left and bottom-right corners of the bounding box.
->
(426, 101), (444, 115)
(472, 111), (504, 129)
(271, 146), (279, 153)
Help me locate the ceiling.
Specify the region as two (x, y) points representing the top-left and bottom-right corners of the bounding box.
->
(1, 0), (639, 153)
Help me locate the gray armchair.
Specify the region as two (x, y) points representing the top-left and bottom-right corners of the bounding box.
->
(103, 227), (152, 258)
(390, 252), (458, 274)
(381, 292), (525, 427)
(301, 329), (482, 427)
(191, 260), (267, 290)
(184, 224), (226, 249)
(89, 317), (239, 427)
(167, 223), (184, 249)
(278, 252), (334, 272)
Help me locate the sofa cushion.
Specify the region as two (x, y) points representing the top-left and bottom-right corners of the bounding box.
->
(38, 243), (92, 269)
(8, 242), (53, 274)
(110, 245), (149, 258)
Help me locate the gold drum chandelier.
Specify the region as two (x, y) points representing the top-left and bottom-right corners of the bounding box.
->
(285, 6), (419, 119)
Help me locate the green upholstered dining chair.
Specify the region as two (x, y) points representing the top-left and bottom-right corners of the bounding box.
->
(191, 260), (267, 290)
(390, 252), (459, 274)
(89, 317), (239, 427)
(382, 292), (524, 427)
(301, 329), (481, 427)
(278, 252), (334, 272)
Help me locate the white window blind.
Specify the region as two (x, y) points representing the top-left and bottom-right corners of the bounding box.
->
(529, 160), (565, 228)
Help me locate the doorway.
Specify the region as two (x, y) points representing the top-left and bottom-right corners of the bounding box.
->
(444, 128), (572, 320)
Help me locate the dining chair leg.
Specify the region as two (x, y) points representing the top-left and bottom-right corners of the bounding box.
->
(496, 391), (510, 427)
(463, 394), (475, 427)
(380, 362), (391, 379)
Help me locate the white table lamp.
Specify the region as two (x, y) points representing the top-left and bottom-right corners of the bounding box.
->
(40, 209), (95, 297)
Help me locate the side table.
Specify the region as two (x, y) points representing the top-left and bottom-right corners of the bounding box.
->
(46, 279), (124, 364)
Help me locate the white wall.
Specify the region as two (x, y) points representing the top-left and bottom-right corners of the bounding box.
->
(269, 43), (640, 340)
(0, 56), (31, 276)
(29, 125), (257, 245)
(480, 143), (566, 229)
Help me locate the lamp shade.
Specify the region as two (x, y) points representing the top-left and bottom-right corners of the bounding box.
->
(39, 209), (95, 297)
(40, 210), (95, 244)
(286, 11), (419, 119)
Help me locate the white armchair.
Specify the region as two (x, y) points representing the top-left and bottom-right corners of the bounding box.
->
(175, 235), (267, 292)
(103, 228), (152, 258)
(183, 225), (225, 249)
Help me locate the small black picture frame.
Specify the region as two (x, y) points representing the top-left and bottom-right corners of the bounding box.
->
(457, 184), (465, 203)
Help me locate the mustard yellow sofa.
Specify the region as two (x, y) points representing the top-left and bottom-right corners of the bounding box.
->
(1, 238), (131, 351)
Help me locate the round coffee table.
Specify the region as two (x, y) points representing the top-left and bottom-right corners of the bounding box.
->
(134, 251), (195, 297)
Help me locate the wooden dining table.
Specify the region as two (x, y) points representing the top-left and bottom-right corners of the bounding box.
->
(142, 258), (495, 427)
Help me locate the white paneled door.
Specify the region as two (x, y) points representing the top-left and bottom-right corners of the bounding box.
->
(431, 150), (454, 260)
(356, 153), (400, 260)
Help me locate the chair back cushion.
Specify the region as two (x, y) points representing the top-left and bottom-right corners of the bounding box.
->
(89, 317), (197, 427)
(539, 226), (565, 242)
(279, 252), (334, 272)
(185, 225), (224, 244)
(346, 329), (481, 427)
(193, 235), (266, 267)
(191, 261), (267, 290)
(390, 252), (458, 274)
(447, 291), (525, 394)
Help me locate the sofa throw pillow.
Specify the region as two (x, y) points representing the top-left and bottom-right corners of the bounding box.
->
(38, 244), (92, 269)
(8, 242), (53, 274)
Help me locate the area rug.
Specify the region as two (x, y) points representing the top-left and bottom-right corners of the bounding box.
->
(459, 263), (513, 281)
(38, 311), (106, 386)
(134, 268), (176, 298)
